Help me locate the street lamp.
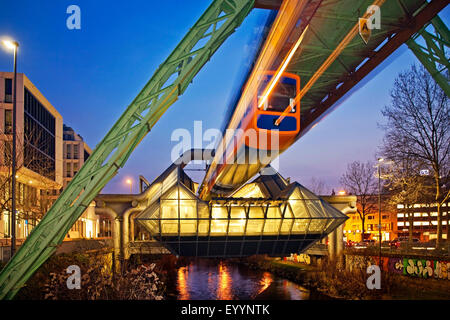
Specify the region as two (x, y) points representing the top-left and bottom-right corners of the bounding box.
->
(377, 157), (384, 268)
(2, 38), (19, 257)
(126, 179), (132, 193)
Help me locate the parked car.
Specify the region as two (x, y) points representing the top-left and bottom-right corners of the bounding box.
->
(390, 239), (400, 248)
(345, 240), (355, 248)
(381, 241), (391, 248)
(390, 237), (420, 249)
(353, 242), (366, 249)
(353, 239), (376, 249)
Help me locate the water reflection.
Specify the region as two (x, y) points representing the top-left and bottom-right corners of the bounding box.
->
(177, 266), (190, 300)
(256, 272), (273, 296)
(217, 263), (233, 299)
(175, 259), (311, 300)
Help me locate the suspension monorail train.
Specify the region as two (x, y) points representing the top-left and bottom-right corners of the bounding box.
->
(199, 71), (300, 199)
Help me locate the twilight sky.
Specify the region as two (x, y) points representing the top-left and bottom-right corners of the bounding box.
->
(0, 1), (448, 194)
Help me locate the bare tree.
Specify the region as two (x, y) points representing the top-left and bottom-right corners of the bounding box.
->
(0, 127), (57, 238)
(340, 161), (377, 241)
(383, 156), (432, 243)
(380, 65), (450, 248)
(308, 177), (327, 195)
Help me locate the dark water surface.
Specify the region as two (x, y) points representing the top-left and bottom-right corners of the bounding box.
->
(169, 259), (327, 300)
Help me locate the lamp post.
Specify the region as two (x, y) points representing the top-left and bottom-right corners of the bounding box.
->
(377, 157), (384, 268)
(2, 39), (19, 257)
(126, 179), (132, 193)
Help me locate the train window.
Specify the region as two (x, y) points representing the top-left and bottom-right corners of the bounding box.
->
(258, 75), (297, 113)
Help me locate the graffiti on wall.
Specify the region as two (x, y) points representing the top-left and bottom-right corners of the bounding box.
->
(400, 258), (449, 280)
(404, 259), (433, 278)
(388, 257), (403, 274)
(345, 255), (376, 272)
(434, 261), (449, 280)
(346, 255), (450, 280)
(286, 253), (311, 265)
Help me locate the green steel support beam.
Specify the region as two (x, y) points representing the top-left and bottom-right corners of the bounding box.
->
(0, 0), (255, 299)
(407, 15), (450, 96)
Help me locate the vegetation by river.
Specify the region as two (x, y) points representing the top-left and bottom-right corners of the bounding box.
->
(240, 255), (450, 300)
(7, 252), (449, 300)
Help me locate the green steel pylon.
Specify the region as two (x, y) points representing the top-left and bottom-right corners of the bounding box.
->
(407, 15), (450, 96)
(0, 0), (255, 299)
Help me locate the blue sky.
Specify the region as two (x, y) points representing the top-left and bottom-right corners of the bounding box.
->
(0, 1), (448, 194)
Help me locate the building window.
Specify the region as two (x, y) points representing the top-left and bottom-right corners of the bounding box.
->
(23, 87), (56, 180)
(2, 178), (10, 200)
(66, 144), (72, 159)
(74, 144), (79, 159)
(4, 109), (12, 134)
(73, 165), (78, 176)
(3, 211), (10, 237)
(66, 162), (71, 178)
(382, 215), (388, 220)
(368, 216), (374, 220)
(3, 141), (12, 165)
(19, 182), (24, 205)
(4, 78), (12, 103)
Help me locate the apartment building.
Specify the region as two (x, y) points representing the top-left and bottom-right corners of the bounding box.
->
(62, 125), (112, 239)
(63, 124), (91, 188)
(0, 72), (63, 241)
(0, 71), (111, 246)
(343, 210), (397, 242)
(396, 202), (449, 241)
(342, 194), (397, 242)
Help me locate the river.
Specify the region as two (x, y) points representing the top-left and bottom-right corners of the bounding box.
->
(166, 259), (330, 300)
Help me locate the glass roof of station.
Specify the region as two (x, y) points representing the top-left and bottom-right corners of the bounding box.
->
(135, 164), (347, 239)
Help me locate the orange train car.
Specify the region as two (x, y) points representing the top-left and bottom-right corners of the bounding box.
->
(245, 70), (300, 149)
(200, 71), (300, 199)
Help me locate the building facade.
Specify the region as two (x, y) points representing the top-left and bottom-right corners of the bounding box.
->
(396, 202), (449, 241)
(62, 125), (112, 239)
(0, 72), (63, 242)
(342, 195), (397, 243)
(0, 72), (111, 248)
(343, 210), (398, 242)
(62, 124), (92, 188)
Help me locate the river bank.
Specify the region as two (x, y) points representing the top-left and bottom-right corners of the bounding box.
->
(238, 255), (450, 300)
(13, 251), (166, 300)
(6, 252), (449, 300)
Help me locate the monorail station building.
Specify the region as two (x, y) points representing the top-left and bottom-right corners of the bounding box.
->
(95, 150), (351, 265)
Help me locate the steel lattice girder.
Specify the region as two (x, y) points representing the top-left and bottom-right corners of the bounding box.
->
(407, 15), (450, 96)
(0, 0), (255, 300)
(295, 0), (448, 136)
